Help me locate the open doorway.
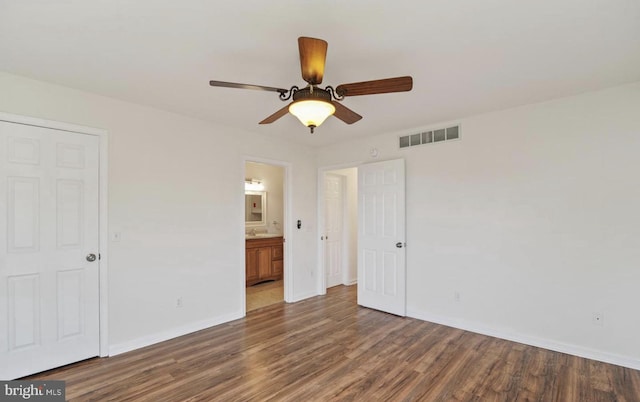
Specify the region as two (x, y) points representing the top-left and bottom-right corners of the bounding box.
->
(320, 167), (358, 292)
(319, 159), (407, 315)
(244, 161), (286, 311)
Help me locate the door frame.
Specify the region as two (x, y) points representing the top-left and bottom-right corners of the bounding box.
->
(316, 161), (362, 295)
(241, 156), (292, 308)
(0, 111), (109, 357)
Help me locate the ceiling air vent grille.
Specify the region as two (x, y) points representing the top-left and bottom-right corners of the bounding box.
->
(399, 125), (460, 149)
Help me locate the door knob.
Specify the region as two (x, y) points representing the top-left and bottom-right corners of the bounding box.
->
(395, 242), (405, 248)
(86, 253), (97, 262)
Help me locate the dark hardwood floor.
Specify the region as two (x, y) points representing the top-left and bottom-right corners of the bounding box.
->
(28, 285), (640, 401)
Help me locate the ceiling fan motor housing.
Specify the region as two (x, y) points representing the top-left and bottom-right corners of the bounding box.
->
(292, 86), (332, 102)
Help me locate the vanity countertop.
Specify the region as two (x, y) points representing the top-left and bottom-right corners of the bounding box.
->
(245, 233), (283, 240)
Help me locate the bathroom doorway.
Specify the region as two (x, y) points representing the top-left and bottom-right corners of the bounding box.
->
(244, 160), (288, 312)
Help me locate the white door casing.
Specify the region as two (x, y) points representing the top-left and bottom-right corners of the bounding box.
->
(357, 159), (406, 316)
(0, 121), (100, 379)
(324, 174), (344, 288)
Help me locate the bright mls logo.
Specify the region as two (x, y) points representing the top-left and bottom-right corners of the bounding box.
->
(0, 381), (65, 401)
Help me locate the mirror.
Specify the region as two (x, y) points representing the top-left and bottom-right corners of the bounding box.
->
(245, 191), (267, 227)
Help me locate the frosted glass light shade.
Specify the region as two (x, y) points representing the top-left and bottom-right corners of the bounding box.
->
(289, 100), (335, 128)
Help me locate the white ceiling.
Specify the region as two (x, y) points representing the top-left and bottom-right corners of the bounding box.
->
(1, 0), (639, 147)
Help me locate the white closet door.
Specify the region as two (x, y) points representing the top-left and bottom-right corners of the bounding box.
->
(325, 174), (344, 288)
(0, 121), (100, 380)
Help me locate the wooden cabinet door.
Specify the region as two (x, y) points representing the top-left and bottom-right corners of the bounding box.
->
(246, 248), (259, 284)
(246, 237), (283, 285)
(272, 260), (283, 277)
(257, 247), (272, 280)
(272, 245), (283, 260)
(272, 245), (284, 278)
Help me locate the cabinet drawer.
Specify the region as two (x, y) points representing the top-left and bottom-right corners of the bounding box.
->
(272, 245), (283, 260)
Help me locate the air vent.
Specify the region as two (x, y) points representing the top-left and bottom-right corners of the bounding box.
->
(399, 125), (460, 149)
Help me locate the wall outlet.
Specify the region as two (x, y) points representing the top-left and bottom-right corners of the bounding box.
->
(176, 297), (183, 308)
(454, 291), (461, 303)
(592, 311), (604, 326)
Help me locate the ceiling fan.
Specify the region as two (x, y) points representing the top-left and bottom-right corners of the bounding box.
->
(209, 37), (413, 133)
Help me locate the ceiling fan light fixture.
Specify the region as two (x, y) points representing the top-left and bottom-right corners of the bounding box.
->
(209, 37), (412, 132)
(289, 99), (335, 133)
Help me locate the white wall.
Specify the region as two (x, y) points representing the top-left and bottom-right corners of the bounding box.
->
(0, 71), (319, 354)
(4, 69), (639, 369)
(317, 82), (640, 369)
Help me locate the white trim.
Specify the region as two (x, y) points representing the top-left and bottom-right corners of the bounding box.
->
(98, 128), (109, 357)
(0, 112), (106, 136)
(242, 156), (293, 304)
(109, 311), (243, 356)
(237, 159), (247, 315)
(316, 171), (327, 295)
(407, 308), (640, 371)
(0, 111), (110, 357)
(290, 291), (318, 303)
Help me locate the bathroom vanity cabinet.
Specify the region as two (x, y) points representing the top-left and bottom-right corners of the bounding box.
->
(246, 236), (283, 286)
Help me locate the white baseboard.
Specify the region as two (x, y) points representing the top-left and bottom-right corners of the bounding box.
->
(109, 311), (243, 356)
(290, 291), (317, 303)
(407, 308), (640, 371)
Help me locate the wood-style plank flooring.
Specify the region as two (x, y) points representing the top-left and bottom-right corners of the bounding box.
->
(28, 285), (640, 401)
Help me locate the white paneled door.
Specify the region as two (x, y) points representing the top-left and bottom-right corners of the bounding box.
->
(324, 174), (344, 288)
(0, 121), (100, 379)
(358, 159), (406, 316)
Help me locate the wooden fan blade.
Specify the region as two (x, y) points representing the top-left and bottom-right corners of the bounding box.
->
(331, 101), (362, 125)
(259, 104), (291, 124)
(298, 37), (328, 85)
(335, 76), (413, 97)
(209, 80), (287, 94)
